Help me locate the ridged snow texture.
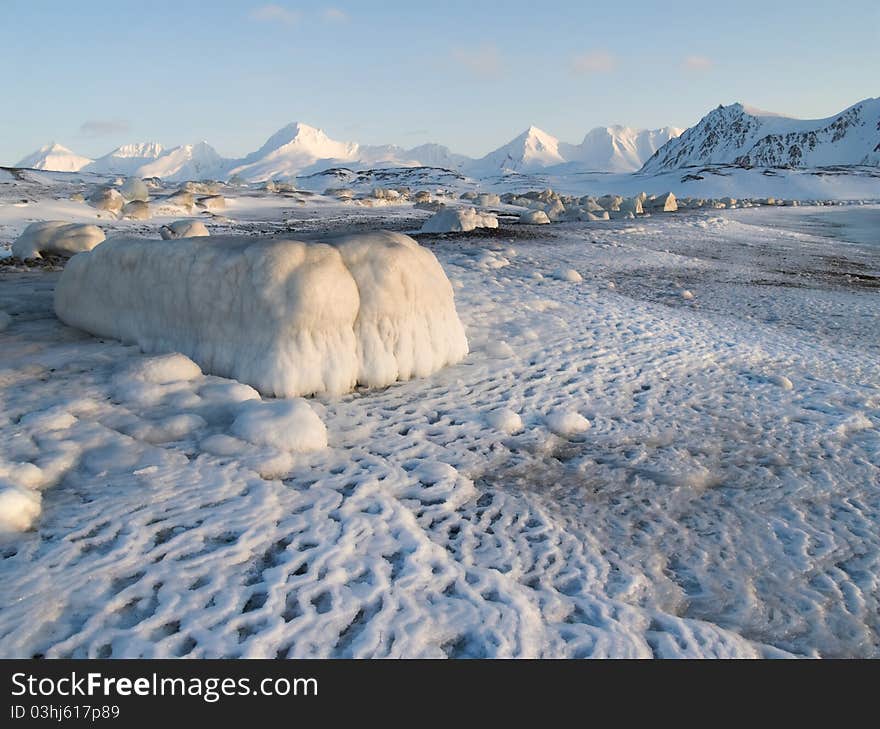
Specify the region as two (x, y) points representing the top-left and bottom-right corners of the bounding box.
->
(54, 231), (469, 397)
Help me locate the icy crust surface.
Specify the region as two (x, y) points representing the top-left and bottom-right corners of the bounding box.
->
(54, 231), (468, 398)
(1, 209), (879, 658)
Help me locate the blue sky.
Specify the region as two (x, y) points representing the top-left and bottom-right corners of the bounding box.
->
(2, 0), (878, 163)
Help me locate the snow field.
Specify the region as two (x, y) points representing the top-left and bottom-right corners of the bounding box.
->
(0, 195), (878, 658)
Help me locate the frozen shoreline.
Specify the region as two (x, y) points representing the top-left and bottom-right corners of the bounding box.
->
(1, 191), (878, 658)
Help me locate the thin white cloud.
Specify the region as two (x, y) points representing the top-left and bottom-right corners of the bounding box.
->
(570, 50), (617, 75)
(323, 8), (348, 22)
(79, 119), (131, 137)
(250, 4), (300, 25)
(452, 45), (503, 78)
(682, 55), (714, 72)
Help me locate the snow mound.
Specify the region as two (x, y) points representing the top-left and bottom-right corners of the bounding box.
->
(120, 178), (149, 202)
(54, 231), (468, 397)
(0, 481), (41, 533)
(769, 374), (794, 391)
(555, 268), (583, 283)
(474, 193), (501, 207)
(486, 339), (514, 357)
(12, 222), (106, 260)
(546, 409), (592, 436)
(130, 353), (203, 384)
(122, 201), (150, 220)
(519, 210), (550, 225)
(197, 195), (226, 211)
(486, 408), (523, 434)
(88, 187), (124, 214)
(231, 399), (327, 452)
(420, 207), (498, 233)
(157, 191), (196, 212)
(159, 220), (210, 239)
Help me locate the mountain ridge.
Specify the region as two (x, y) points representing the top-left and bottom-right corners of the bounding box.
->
(13, 98), (878, 181)
(640, 97), (880, 173)
(13, 121), (680, 181)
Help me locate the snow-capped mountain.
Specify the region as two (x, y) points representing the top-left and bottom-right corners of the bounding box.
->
(14, 97), (876, 183)
(469, 126), (565, 174)
(85, 142), (166, 176)
(8, 123), (683, 181)
(226, 122), (359, 181)
(401, 143), (470, 170)
(559, 126), (683, 173)
(136, 142), (226, 180)
(466, 125), (683, 175)
(641, 98), (880, 173)
(14, 140), (227, 181)
(226, 125), (471, 180)
(352, 142), (469, 170)
(14, 142), (92, 172)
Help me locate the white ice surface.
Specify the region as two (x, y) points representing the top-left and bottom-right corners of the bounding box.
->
(1, 188), (878, 659)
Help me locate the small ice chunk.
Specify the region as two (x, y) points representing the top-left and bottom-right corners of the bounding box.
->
(546, 409), (591, 436)
(420, 207), (498, 233)
(486, 340), (514, 358)
(519, 210), (551, 225)
(122, 201), (150, 220)
(769, 375), (794, 390)
(130, 354), (203, 385)
(12, 222), (105, 260)
(486, 408), (523, 434)
(159, 220), (210, 239)
(555, 268), (583, 283)
(120, 178), (149, 202)
(0, 482), (41, 533)
(231, 399), (327, 452)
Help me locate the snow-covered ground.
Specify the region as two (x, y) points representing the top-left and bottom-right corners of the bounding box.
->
(1, 177), (878, 658)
